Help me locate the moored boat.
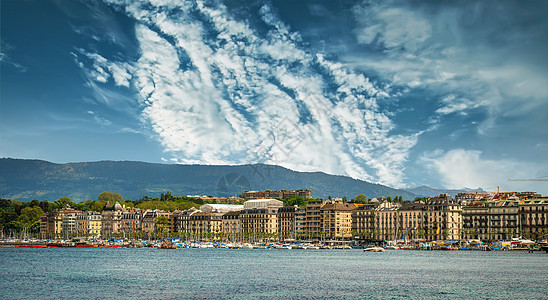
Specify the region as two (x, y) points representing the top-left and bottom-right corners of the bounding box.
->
(364, 247), (385, 252)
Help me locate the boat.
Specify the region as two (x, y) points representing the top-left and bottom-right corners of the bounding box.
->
(159, 240), (177, 249)
(440, 246), (458, 251)
(364, 247), (385, 252)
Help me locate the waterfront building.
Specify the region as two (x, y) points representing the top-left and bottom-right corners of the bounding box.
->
(189, 212), (224, 237)
(462, 199), (520, 242)
(462, 201), (489, 241)
(423, 194), (462, 241)
(305, 200), (326, 235)
(352, 203), (378, 240)
(40, 205), (81, 236)
(221, 211), (241, 236)
(172, 207), (199, 234)
(142, 209), (170, 233)
(75, 211), (102, 237)
(61, 213), (77, 234)
(519, 198), (548, 240)
(320, 203), (355, 239)
(101, 202), (124, 235)
(240, 208), (279, 236)
(120, 208), (143, 234)
(396, 201), (426, 241)
(169, 210), (182, 233)
(277, 206), (297, 239)
(295, 206), (307, 236)
(240, 199), (283, 236)
(489, 200), (520, 241)
(374, 202), (399, 241)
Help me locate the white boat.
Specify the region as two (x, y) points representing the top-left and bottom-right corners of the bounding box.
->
(364, 247), (386, 252)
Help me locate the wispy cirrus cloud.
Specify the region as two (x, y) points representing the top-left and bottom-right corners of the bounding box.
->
(351, 0), (548, 132)
(72, 0), (423, 187)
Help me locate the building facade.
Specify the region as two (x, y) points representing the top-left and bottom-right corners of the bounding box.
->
(321, 203), (355, 239)
(519, 199), (548, 240)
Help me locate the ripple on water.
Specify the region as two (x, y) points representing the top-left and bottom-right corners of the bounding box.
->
(1, 248), (547, 299)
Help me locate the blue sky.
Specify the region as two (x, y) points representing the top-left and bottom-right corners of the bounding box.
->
(1, 0), (547, 194)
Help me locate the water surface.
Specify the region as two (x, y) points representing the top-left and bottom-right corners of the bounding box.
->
(1, 248), (546, 299)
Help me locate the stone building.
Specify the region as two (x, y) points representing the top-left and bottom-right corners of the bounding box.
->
(119, 208), (143, 234)
(352, 203), (378, 240)
(277, 206), (297, 238)
(320, 203), (355, 239)
(396, 201), (426, 241)
(40, 205), (81, 236)
(462, 199), (520, 242)
(519, 198), (548, 240)
(221, 211), (241, 236)
(188, 212), (224, 236)
(75, 211), (102, 237)
(142, 209), (170, 233)
(305, 200), (325, 235)
(101, 202), (124, 235)
(374, 202), (399, 241)
(423, 194), (462, 241)
(240, 199), (283, 235)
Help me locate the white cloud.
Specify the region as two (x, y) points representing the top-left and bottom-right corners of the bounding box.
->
(353, 3), (432, 53)
(88, 0), (424, 187)
(436, 94), (481, 115)
(351, 0), (548, 135)
(87, 111), (112, 127)
(421, 149), (546, 192)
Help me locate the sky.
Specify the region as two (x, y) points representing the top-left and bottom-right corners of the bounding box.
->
(1, 0), (547, 194)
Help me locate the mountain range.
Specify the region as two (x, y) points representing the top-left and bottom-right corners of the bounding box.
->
(0, 158), (419, 202)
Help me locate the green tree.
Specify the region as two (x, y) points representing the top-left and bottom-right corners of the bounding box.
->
(76, 199), (94, 211)
(52, 197), (75, 209)
(11, 200), (24, 214)
(39, 200), (51, 213)
(354, 194), (367, 204)
(18, 206), (44, 227)
(91, 201), (107, 213)
(98, 192), (124, 204)
(342, 196), (348, 203)
(4, 220), (23, 233)
(155, 216), (170, 233)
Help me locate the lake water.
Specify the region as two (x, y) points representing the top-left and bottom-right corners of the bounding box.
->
(1, 248), (546, 299)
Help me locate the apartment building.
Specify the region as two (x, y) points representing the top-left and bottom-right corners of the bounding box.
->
(278, 206), (297, 238)
(320, 203), (355, 239)
(519, 199), (548, 240)
(75, 211), (102, 237)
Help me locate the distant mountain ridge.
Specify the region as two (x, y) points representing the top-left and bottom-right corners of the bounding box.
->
(0, 158), (416, 202)
(405, 185), (485, 198)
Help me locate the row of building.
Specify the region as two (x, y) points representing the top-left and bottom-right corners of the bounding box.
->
(243, 189), (312, 200)
(40, 193), (548, 242)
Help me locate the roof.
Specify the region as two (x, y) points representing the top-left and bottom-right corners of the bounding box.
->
(243, 199), (283, 209)
(320, 203), (356, 211)
(399, 202), (425, 211)
(199, 204), (244, 213)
